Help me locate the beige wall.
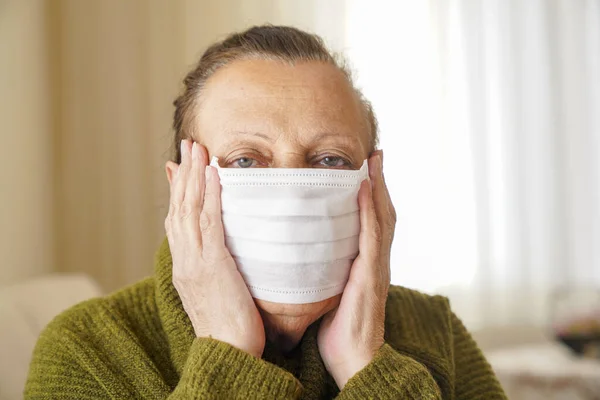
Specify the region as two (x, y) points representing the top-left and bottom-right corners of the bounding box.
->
(0, 1), (54, 286)
(0, 0), (346, 291)
(54, 0), (183, 290)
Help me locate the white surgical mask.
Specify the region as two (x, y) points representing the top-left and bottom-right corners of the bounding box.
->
(211, 157), (369, 304)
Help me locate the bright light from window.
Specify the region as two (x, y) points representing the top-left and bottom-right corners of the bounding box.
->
(345, 0), (478, 293)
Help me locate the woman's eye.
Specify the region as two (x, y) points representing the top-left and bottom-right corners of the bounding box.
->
(233, 157), (257, 168)
(319, 156), (348, 168)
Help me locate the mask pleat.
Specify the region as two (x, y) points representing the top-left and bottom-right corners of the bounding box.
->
(224, 236), (359, 263)
(222, 212), (360, 243)
(220, 192), (359, 217)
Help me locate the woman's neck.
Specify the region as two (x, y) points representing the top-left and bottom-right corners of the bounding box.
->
(256, 294), (342, 352)
(260, 312), (312, 352)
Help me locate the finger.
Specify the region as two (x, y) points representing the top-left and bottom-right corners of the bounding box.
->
(383, 179), (396, 247)
(357, 179), (380, 266)
(200, 165), (227, 261)
(371, 150), (393, 210)
(169, 140), (187, 212)
(183, 142), (200, 210)
(196, 144), (209, 210)
(368, 151), (392, 246)
(171, 140), (192, 208)
(177, 142), (206, 240)
(167, 163), (180, 205)
(379, 150), (396, 229)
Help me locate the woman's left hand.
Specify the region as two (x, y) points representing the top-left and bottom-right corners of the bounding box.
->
(317, 150), (396, 389)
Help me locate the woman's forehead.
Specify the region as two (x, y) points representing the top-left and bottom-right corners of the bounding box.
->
(194, 59), (371, 151)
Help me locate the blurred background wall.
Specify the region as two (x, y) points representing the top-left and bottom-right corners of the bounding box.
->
(1, 0), (599, 331)
(1, 0), (54, 286)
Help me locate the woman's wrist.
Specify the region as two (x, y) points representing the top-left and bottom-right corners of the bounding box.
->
(329, 353), (375, 390)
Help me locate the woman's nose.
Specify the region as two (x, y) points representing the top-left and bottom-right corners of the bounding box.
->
(271, 151), (309, 168)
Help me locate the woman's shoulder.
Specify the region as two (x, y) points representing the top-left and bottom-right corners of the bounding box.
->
(386, 284), (451, 318)
(26, 277), (175, 397)
(384, 285), (455, 366)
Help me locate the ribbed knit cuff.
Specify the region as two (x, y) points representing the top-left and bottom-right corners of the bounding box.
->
(337, 343), (441, 400)
(173, 337), (303, 399)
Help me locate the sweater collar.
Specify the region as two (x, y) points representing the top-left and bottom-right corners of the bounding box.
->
(153, 238), (335, 396)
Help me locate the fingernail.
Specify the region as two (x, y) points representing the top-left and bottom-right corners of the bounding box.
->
(192, 142), (198, 159)
(378, 154), (383, 174)
(180, 140), (187, 159)
(205, 166), (212, 182)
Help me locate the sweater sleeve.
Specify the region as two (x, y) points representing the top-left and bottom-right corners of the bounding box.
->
(335, 312), (508, 400)
(336, 343), (442, 400)
(451, 312), (507, 399)
(25, 318), (303, 399)
(25, 319), (133, 399)
(169, 337), (303, 399)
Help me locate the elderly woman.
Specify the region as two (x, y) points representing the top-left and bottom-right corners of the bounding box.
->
(26, 26), (506, 399)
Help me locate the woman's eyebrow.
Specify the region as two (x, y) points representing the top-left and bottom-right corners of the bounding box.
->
(310, 132), (362, 145)
(226, 130), (274, 142)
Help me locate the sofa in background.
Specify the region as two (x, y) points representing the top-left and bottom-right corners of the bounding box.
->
(0, 274), (102, 400)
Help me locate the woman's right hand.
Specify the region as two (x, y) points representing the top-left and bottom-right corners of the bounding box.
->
(165, 139), (266, 359)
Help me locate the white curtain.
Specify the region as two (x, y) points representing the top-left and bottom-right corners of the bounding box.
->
(345, 0), (600, 330)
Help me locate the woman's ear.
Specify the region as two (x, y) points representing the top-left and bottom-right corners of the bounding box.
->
(165, 161), (179, 186)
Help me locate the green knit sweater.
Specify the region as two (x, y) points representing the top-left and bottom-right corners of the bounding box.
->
(25, 239), (506, 399)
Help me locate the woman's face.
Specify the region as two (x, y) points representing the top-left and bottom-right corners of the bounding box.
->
(190, 58), (373, 325)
